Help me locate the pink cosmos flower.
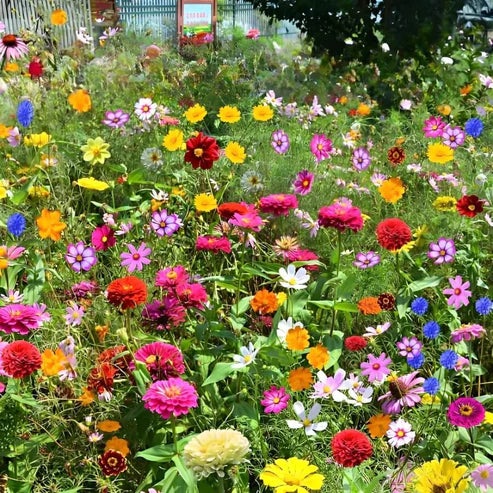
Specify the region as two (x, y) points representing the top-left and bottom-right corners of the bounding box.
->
(155, 265), (189, 290)
(378, 371), (424, 414)
(0, 290), (23, 304)
(142, 377), (199, 419)
(134, 342), (185, 381)
(360, 353), (392, 382)
(422, 116), (446, 138)
(352, 147), (371, 171)
(259, 194), (298, 217)
(310, 134), (333, 163)
(91, 225), (116, 251)
(292, 170), (314, 195)
(443, 276), (472, 309)
(196, 236), (232, 254)
(442, 125), (465, 149)
(64, 303), (84, 326)
(318, 198), (364, 232)
(0, 304), (43, 335)
(271, 129), (290, 154)
(65, 242), (97, 273)
(102, 109), (129, 128)
(427, 238), (455, 264)
(7, 127), (21, 147)
(310, 368), (347, 401)
(120, 242), (152, 272)
(450, 324), (485, 343)
(471, 464), (493, 492)
(396, 337), (422, 359)
(363, 322), (391, 338)
(260, 386), (290, 413)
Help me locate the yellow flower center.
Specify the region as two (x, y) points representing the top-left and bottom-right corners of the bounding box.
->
(146, 355), (157, 364)
(76, 255), (83, 261)
(273, 397), (280, 403)
(440, 250), (445, 255)
(164, 385), (181, 398)
(133, 253), (140, 260)
(372, 363), (380, 370)
(459, 404), (473, 416)
(167, 271), (177, 279)
(480, 470), (490, 479)
(317, 144), (323, 150)
(454, 288), (461, 295)
(142, 105), (149, 112)
(302, 419), (311, 427)
(102, 236), (108, 242)
(244, 355), (251, 362)
(468, 204), (476, 211)
(302, 180), (309, 187)
(397, 430), (405, 437)
(194, 148), (203, 157)
(284, 474), (301, 486)
(107, 457), (118, 466)
(323, 385), (331, 393)
(289, 279), (297, 286)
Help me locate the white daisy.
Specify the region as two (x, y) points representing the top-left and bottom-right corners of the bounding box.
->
(286, 402), (327, 436)
(279, 264), (310, 290)
(347, 386), (373, 406)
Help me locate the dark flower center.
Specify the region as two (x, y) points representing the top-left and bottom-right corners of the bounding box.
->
(389, 380), (407, 399)
(2, 34), (18, 47)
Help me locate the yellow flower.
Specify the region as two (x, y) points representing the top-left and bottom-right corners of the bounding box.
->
(378, 177), (405, 203)
(78, 387), (94, 406)
(76, 177), (110, 191)
(172, 185), (185, 197)
(260, 457), (324, 492)
(36, 209), (66, 241)
(393, 240), (416, 254)
(421, 393), (441, 405)
(483, 411), (493, 425)
(276, 292), (287, 306)
(306, 344), (330, 369)
(5, 62), (19, 72)
(81, 137), (111, 165)
(68, 89), (92, 113)
(194, 193), (217, 212)
(224, 141), (246, 164)
(51, 9), (67, 25)
(413, 224), (429, 248)
(437, 104), (452, 116)
(218, 105), (241, 123)
(162, 129), (184, 151)
(29, 186), (50, 198)
(433, 196), (457, 212)
(0, 125), (12, 138)
(184, 104), (207, 123)
(0, 186), (6, 200)
(413, 459), (469, 493)
(24, 132), (51, 147)
(427, 143), (454, 164)
(105, 437), (130, 457)
(252, 105), (274, 121)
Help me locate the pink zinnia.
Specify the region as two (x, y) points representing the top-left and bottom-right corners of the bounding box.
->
(0, 304), (43, 335)
(378, 371), (424, 414)
(286, 249), (319, 271)
(155, 266), (189, 289)
(142, 377), (198, 419)
(120, 242), (152, 272)
(422, 116), (446, 138)
(175, 283), (208, 309)
(229, 211), (264, 231)
(196, 236), (232, 254)
(360, 353), (392, 382)
(0, 340), (9, 376)
(310, 134), (333, 163)
(134, 342), (185, 381)
(260, 386), (290, 413)
(450, 324), (485, 343)
(443, 275), (472, 309)
(91, 225), (116, 251)
(293, 170), (314, 195)
(259, 194), (298, 216)
(447, 397), (485, 428)
(318, 199), (364, 232)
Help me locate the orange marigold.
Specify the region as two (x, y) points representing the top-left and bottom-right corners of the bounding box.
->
(97, 420), (122, 432)
(357, 297), (382, 315)
(105, 437), (130, 457)
(68, 89), (92, 113)
(367, 414), (391, 438)
(288, 367), (313, 391)
(250, 289), (279, 314)
(356, 103), (371, 116)
(378, 177), (405, 204)
(307, 344), (330, 369)
(36, 209), (67, 241)
(286, 327), (310, 351)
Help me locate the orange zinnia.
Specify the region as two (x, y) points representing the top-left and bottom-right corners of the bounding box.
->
(357, 297), (382, 315)
(107, 276), (147, 310)
(367, 414), (391, 438)
(307, 344), (330, 369)
(288, 367), (313, 391)
(36, 209), (67, 241)
(286, 327), (310, 351)
(68, 89), (92, 113)
(97, 420), (122, 432)
(250, 289), (279, 314)
(105, 437), (130, 457)
(378, 177), (405, 204)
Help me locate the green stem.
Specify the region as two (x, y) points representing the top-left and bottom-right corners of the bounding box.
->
(125, 310), (133, 345)
(329, 230), (342, 337)
(218, 476), (225, 493)
(468, 341), (474, 397)
(395, 252), (401, 288)
(171, 414), (178, 455)
(468, 427), (475, 460)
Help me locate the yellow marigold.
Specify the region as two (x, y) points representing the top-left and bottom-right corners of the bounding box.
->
(79, 387), (94, 406)
(356, 103), (371, 116)
(68, 89), (92, 113)
(437, 104), (452, 116)
(105, 437), (130, 457)
(76, 177), (109, 191)
(5, 62), (19, 72)
(41, 348), (67, 376)
(51, 9), (67, 25)
(36, 209), (67, 241)
(184, 104), (207, 123)
(24, 132), (51, 147)
(252, 104), (273, 121)
(162, 128), (184, 151)
(367, 414), (391, 438)
(97, 420), (122, 432)
(378, 177), (405, 203)
(286, 326), (310, 351)
(218, 105), (241, 123)
(0, 124), (12, 138)
(250, 289), (279, 314)
(433, 195), (457, 211)
(194, 193), (217, 212)
(276, 292), (287, 306)
(306, 344), (329, 370)
(224, 141), (246, 164)
(427, 143), (454, 164)
(288, 367), (313, 391)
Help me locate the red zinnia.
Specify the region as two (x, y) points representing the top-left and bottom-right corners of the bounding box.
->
(107, 276), (147, 309)
(218, 202), (249, 220)
(98, 449), (127, 476)
(28, 57), (43, 79)
(456, 195), (484, 218)
(87, 362), (117, 395)
(331, 429), (373, 467)
(376, 218), (412, 251)
(344, 336), (367, 351)
(184, 132), (220, 170)
(98, 345), (132, 376)
(387, 146), (406, 165)
(2, 340), (41, 378)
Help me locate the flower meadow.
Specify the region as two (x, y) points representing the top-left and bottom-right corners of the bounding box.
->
(0, 15), (492, 493)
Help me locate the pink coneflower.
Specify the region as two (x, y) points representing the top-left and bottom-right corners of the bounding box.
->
(142, 377), (198, 419)
(134, 342), (185, 381)
(260, 386), (290, 413)
(352, 147), (371, 171)
(0, 34), (29, 61)
(64, 303), (84, 326)
(318, 198), (364, 232)
(443, 275), (472, 309)
(311, 368), (347, 401)
(447, 397), (485, 428)
(0, 304), (42, 335)
(102, 109), (129, 128)
(155, 265), (189, 290)
(451, 324), (485, 343)
(363, 322), (391, 338)
(353, 251), (380, 269)
(259, 194), (298, 217)
(196, 236), (232, 254)
(91, 225), (116, 251)
(65, 242), (97, 273)
(422, 116), (446, 138)
(293, 170), (314, 195)
(378, 371), (424, 414)
(427, 238), (455, 264)
(310, 134), (333, 163)
(386, 419), (415, 448)
(442, 125), (465, 149)
(271, 130), (290, 154)
(120, 242), (152, 272)
(360, 353), (392, 383)
(396, 337), (422, 359)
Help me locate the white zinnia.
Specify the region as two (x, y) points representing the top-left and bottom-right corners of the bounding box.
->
(286, 402), (327, 436)
(279, 264), (310, 289)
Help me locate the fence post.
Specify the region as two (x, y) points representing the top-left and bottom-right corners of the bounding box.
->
(232, 0), (236, 28)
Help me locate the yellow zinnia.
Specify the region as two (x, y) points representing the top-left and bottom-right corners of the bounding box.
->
(260, 457), (324, 493)
(224, 141), (246, 164)
(81, 137), (111, 165)
(51, 9), (67, 25)
(218, 105), (241, 123)
(413, 459), (469, 493)
(252, 104), (274, 121)
(184, 104), (207, 123)
(76, 177), (110, 191)
(194, 193), (217, 212)
(428, 143), (454, 164)
(162, 129), (184, 151)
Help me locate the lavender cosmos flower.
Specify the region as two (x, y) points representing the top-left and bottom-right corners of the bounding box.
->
(292, 169), (314, 195)
(150, 210), (183, 237)
(450, 324), (485, 343)
(64, 303), (84, 326)
(271, 129), (290, 154)
(102, 109), (130, 128)
(443, 276), (472, 309)
(310, 368), (347, 401)
(442, 125), (465, 148)
(427, 238), (455, 264)
(447, 397), (485, 428)
(353, 251), (380, 269)
(352, 147), (371, 171)
(120, 242), (152, 272)
(378, 371), (424, 414)
(310, 134), (333, 163)
(396, 337), (423, 359)
(65, 242), (97, 273)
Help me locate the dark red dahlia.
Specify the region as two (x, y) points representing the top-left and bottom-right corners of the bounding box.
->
(331, 429), (373, 467)
(98, 449), (127, 476)
(456, 195), (484, 218)
(28, 57), (43, 79)
(377, 292), (395, 311)
(376, 218), (412, 251)
(344, 336), (367, 351)
(184, 132), (220, 170)
(1, 340), (41, 378)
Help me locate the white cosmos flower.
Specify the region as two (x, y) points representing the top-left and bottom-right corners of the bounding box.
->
(277, 318), (304, 344)
(134, 98), (157, 121)
(386, 419), (415, 448)
(279, 264), (310, 290)
(381, 42), (390, 52)
(286, 402), (327, 436)
(232, 342), (259, 369)
(347, 386), (373, 406)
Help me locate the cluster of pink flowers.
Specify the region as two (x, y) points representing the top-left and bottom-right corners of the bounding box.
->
(318, 197), (364, 232)
(0, 303), (46, 335)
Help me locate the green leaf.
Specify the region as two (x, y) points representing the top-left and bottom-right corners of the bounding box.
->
(128, 168), (148, 184)
(202, 362), (234, 386)
(135, 444), (176, 462)
(172, 455), (197, 491)
(407, 276), (442, 292)
(232, 296), (253, 316)
(323, 331), (344, 369)
(338, 274), (358, 300)
(10, 177), (37, 206)
(308, 300), (358, 312)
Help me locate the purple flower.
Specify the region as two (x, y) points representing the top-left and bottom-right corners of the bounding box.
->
(271, 129), (290, 154)
(396, 337), (423, 359)
(442, 125), (465, 149)
(150, 210), (183, 237)
(102, 109), (129, 128)
(352, 147), (371, 171)
(260, 386), (290, 413)
(64, 303), (84, 326)
(120, 242), (152, 272)
(360, 353), (392, 382)
(310, 134), (333, 163)
(370, 172), (387, 186)
(353, 251), (380, 269)
(427, 238), (455, 264)
(378, 371), (424, 414)
(443, 276), (472, 309)
(7, 126), (21, 147)
(292, 169), (314, 195)
(65, 242), (97, 273)
(450, 324), (485, 343)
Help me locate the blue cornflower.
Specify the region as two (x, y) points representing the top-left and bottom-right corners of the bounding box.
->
(411, 297), (428, 315)
(17, 100), (34, 127)
(423, 377), (440, 395)
(476, 297), (492, 316)
(408, 352), (425, 369)
(440, 350), (458, 370)
(6, 213), (26, 237)
(423, 321), (440, 339)
(464, 118), (484, 138)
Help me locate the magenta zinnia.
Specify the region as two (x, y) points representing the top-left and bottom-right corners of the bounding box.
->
(259, 194), (298, 216)
(378, 371), (424, 414)
(0, 304), (43, 335)
(318, 198), (364, 232)
(134, 342), (185, 381)
(447, 397), (485, 428)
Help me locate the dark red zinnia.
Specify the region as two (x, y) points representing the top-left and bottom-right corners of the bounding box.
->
(184, 132), (220, 170)
(456, 195), (484, 218)
(331, 429), (373, 467)
(387, 146), (406, 165)
(377, 292), (395, 311)
(87, 362), (117, 395)
(1, 340), (41, 378)
(218, 202), (249, 220)
(98, 345), (132, 376)
(344, 336), (367, 351)
(98, 449), (127, 476)
(28, 57), (43, 79)
(376, 218), (412, 251)
(107, 276), (148, 310)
